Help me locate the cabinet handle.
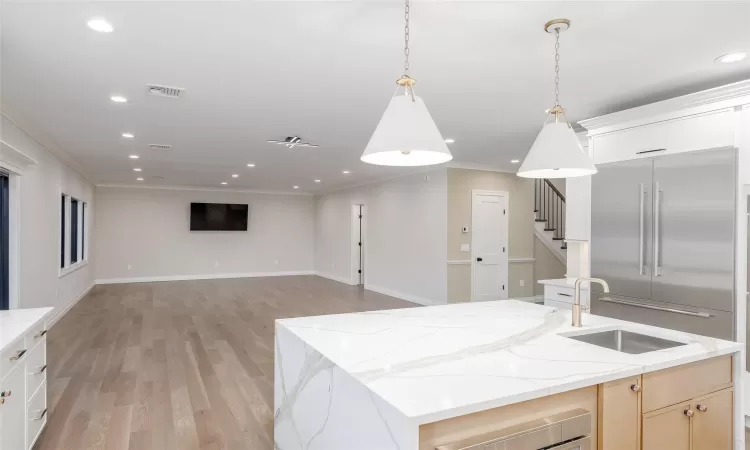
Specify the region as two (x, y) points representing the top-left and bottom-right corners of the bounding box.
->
(636, 148), (667, 155)
(32, 408), (48, 421)
(557, 292), (573, 297)
(684, 409), (694, 418)
(697, 404), (708, 412)
(0, 398), (4, 405)
(34, 365), (47, 375)
(630, 384), (641, 392)
(10, 349), (27, 361)
(35, 330), (48, 339)
(0, 390), (10, 398)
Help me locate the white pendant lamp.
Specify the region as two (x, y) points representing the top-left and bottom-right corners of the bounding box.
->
(517, 19), (596, 179)
(361, 0), (452, 167)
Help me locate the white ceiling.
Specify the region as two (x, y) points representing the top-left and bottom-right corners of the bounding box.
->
(2, 1), (749, 193)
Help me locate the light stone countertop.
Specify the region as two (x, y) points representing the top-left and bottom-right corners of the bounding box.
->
(0, 307), (53, 352)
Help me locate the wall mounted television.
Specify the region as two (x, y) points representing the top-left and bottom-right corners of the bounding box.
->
(190, 203), (249, 231)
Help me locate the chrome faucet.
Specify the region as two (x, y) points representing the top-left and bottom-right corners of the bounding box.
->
(572, 277), (610, 327)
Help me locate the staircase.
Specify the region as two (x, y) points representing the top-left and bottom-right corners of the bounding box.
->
(534, 179), (566, 264)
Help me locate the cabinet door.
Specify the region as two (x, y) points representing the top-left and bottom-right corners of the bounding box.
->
(642, 401), (691, 450)
(693, 388), (733, 450)
(599, 376), (641, 450)
(0, 367), (27, 450)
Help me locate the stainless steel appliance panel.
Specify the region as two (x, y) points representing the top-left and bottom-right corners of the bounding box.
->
(650, 147), (736, 312)
(593, 293), (734, 340)
(591, 158), (654, 302)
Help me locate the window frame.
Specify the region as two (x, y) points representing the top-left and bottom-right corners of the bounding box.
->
(59, 193), (89, 278)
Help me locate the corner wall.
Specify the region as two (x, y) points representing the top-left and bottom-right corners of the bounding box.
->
(314, 169), (448, 305)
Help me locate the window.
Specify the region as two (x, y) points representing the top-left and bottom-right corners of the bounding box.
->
(1, 172), (9, 310)
(70, 198), (78, 264)
(60, 194), (88, 275)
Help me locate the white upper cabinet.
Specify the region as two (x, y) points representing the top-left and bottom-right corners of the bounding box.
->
(590, 109), (737, 165)
(565, 135), (591, 241)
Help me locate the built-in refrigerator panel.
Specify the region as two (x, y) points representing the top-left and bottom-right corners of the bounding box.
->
(650, 147), (736, 313)
(590, 158), (653, 302)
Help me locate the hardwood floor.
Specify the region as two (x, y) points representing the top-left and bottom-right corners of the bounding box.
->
(34, 276), (414, 450)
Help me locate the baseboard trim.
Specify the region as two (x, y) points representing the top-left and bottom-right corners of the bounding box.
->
(47, 281), (95, 328)
(313, 272), (355, 285)
(96, 271), (315, 285)
(364, 284), (441, 306)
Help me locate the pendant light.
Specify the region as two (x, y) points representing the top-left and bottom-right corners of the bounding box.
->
(517, 19), (596, 179)
(361, 0), (452, 167)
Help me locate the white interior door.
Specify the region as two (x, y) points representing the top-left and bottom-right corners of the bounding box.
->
(471, 190), (509, 301)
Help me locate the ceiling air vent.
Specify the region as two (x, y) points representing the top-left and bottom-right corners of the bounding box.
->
(148, 144), (172, 150)
(146, 84), (184, 98)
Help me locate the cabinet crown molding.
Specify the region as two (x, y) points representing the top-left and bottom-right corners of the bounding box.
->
(0, 140), (38, 174)
(579, 79), (750, 135)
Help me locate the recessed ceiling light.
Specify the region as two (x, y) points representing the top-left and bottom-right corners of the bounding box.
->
(247, 163), (255, 167)
(87, 18), (113, 33)
(293, 185), (299, 189)
(314, 179), (321, 183)
(232, 174), (239, 178)
(715, 52), (747, 64)
(136, 177), (144, 181)
(510, 159), (520, 164)
(129, 154), (139, 159)
(221, 182), (228, 185)
(342, 170), (350, 174)
(110, 95), (128, 103)
(444, 138), (455, 144)
(121, 133), (134, 139)
(133, 168), (142, 172)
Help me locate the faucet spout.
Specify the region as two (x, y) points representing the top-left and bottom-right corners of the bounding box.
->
(572, 277), (609, 327)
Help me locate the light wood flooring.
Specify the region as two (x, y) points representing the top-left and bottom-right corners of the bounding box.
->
(34, 276), (413, 450)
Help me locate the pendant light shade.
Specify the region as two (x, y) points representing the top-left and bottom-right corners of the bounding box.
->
(362, 94), (452, 166)
(517, 120), (596, 178)
(517, 18), (596, 179)
(361, 0), (452, 167)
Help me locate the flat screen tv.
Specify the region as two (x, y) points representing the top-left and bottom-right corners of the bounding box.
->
(190, 203), (248, 231)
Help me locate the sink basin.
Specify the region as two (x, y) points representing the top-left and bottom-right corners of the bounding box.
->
(564, 329), (686, 354)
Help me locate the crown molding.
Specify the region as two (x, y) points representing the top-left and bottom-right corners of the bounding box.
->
(95, 182), (314, 196)
(445, 162), (517, 174)
(579, 79), (750, 134)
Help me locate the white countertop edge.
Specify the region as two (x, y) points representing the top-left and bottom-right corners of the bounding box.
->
(407, 345), (742, 425)
(0, 307), (55, 352)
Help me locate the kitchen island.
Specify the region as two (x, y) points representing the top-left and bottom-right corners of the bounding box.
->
(274, 300), (743, 450)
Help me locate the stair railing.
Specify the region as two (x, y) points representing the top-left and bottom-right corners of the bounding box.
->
(534, 179), (567, 250)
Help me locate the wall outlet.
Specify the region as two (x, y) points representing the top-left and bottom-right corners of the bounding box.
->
(274, 260), (279, 265)
(520, 280), (525, 287)
(460, 244), (470, 252)
(127, 264), (132, 270)
(332, 263), (336, 269)
(214, 261), (219, 268)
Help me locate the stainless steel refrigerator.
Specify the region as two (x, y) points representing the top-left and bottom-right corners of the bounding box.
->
(590, 147), (736, 340)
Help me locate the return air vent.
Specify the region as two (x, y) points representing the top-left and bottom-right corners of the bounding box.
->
(146, 84), (184, 98)
(148, 144), (172, 150)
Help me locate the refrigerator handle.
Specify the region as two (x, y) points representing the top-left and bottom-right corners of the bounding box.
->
(639, 183), (645, 275)
(654, 181), (661, 277)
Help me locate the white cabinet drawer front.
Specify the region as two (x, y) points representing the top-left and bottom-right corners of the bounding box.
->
(592, 110), (736, 165)
(27, 380), (48, 450)
(25, 339), (46, 402)
(544, 286), (589, 307)
(25, 322), (48, 350)
(1, 339), (29, 381)
(0, 366), (26, 450)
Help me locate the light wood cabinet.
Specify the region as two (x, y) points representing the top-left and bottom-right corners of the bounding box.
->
(692, 388), (734, 450)
(642, 401), (691, 450)
(598, 376), (641, 450)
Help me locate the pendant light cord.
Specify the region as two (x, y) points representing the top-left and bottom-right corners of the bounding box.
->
(404, 0), (410, 77)
(554, 28), (560, 107)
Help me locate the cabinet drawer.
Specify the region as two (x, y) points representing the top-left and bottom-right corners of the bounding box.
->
(642, 355), (732, 413)
(27, 380), (48, 450)
(544, 286), (589, 308)
(25, 338), (46, 402)
(591, 110), (736, 165)
(25, 322), (48, 349)
(1, 338), (29, 381)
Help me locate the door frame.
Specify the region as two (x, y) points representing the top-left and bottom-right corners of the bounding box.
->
(350, 204), (366, 286)
(471, 189), (510, 302)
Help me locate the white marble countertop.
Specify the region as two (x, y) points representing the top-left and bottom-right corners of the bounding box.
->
(278, 300), (742, 424)
(0, 308), (54, 351)
(538, 278), (589, 289)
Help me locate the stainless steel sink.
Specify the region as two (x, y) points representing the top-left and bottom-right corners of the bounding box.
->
(564, 329), (686, 354)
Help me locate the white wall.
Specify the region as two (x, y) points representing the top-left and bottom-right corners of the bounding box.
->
(94, 186), (315, 282)
(315, 169), (448, 305)
(0, 115), (95, 317)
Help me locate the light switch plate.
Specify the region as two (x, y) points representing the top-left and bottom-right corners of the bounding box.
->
(460, 244), (470, 252)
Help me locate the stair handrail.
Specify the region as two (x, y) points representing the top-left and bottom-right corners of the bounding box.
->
(544, 179), (565, 203)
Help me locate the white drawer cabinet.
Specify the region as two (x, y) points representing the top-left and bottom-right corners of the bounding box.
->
(543, 284), (589, 309)
(0, 309), (51, 450)
(591, 109), (736, 165)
